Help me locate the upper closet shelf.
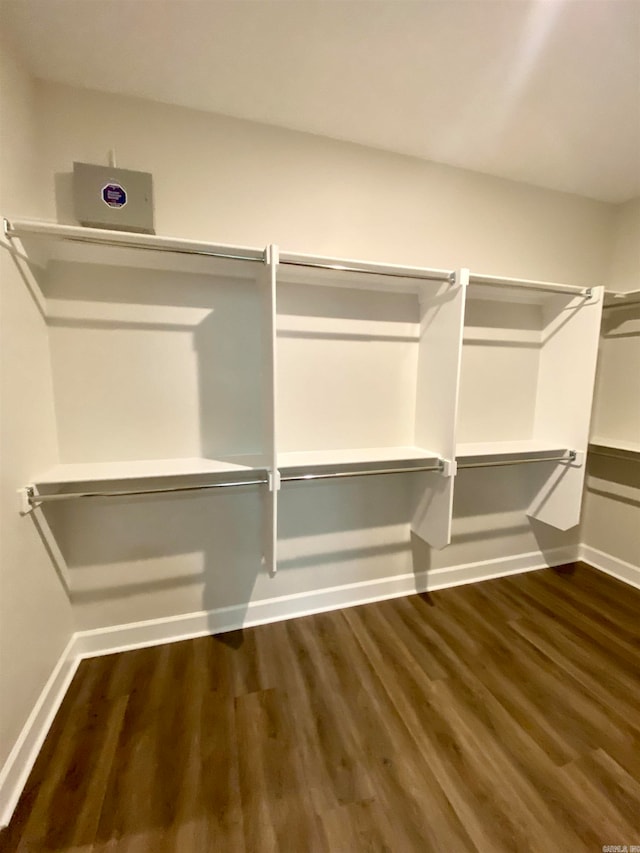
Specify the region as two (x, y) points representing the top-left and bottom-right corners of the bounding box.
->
(467, 272), (593, 303)
(3, 218), (265, 276)
(277, 249), (452, 293)
(5, 218), (606, 299)
(603, 289), (640, 309)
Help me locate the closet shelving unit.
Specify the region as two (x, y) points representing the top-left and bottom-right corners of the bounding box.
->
(588, 288), (640, 463)
(456, 271), (603, 530)
(4, 218), (279, 571)
(5, 217), (606, 574)
(273, 249), (466, 551)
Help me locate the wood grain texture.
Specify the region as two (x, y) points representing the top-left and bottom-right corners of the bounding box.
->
(1, 561), (639, 852)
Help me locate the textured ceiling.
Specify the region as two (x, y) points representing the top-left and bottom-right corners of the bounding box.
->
(2, 0), (639, 202)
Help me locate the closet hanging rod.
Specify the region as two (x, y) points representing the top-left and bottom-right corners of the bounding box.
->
(25, 477), (268, 506)
(278, 256), (450, 283)
(3, 219), (265, 264)
(458, 451), (576, 470)
(281, 461), (443, 482)
(468, 275), (591, 297)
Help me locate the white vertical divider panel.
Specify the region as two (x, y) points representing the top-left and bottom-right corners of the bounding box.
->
(261, 245), (279, 575)
(411, 269), (467, 548)
(527, 286), (604, 529)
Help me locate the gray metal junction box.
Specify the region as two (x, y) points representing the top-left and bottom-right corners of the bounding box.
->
(73, 161), (155, 234)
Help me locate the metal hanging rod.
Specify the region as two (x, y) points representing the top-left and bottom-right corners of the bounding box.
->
(278, 256), (451, 283)
(3, 218), (607, 299)
(458, 451), (576, 470)
(24, 462), (444, 508)
(468, 274), (591, 298)
(281, 461), (443, 483)
(3, 219), (265, 264)
(26, 477), (269, 506)
(24, 451), (582, 507)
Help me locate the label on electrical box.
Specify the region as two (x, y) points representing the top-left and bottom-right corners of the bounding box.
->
(101, 182), (127, 209)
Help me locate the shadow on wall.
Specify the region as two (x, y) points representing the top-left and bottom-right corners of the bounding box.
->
(37, 487), (265, 631)
(54, 171), (74, 224)
(35, 473), (416, 634)
(276, 475), (413, 573)
(194, 286), (264, 461)
(586, 454), (640, 504)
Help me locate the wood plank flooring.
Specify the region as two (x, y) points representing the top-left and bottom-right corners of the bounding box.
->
(1, 562), (639, 851)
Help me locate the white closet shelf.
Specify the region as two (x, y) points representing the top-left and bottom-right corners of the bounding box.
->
(588, 438), (640, 458)
(277, 250), (451, 293)
(31, 455), (266, 487)
(456, 440), (570, 463)
(603, 289), (640, 308)
(3, 218), (265, 274)
(468, 272), (592, 299)
(278, 446), (440, 472)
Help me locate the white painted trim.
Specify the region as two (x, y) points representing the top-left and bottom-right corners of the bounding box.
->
(0, 637), (79, 828)
(73, 545), (578, 659)
(579, 544), (640, 590)
(422, 546), (577, 590)
(0, 543), (579, 828)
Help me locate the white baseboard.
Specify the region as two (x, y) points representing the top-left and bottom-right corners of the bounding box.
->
(0, 543), (578, 828)
(73, 545), (578, 659)
(421, 545), (577, 592)
(0, 637), (80, 828)
(580, 544), (640, 590)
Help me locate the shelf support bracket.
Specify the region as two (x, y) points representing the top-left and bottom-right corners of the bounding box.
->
(268, 469), (281, 492)
(265, 244), (279, 266)
(439, 458), (457, 477)
(449, 268), (469, 288)
(18, 486), (36, 515)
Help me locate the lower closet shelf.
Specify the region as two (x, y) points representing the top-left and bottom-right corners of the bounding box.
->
(456, 440), (571, 467)
(277, 446), (441, 479)
(31, 455), (265, 487)
(588, 438), (640, 460)
(22, 457), (269, 511)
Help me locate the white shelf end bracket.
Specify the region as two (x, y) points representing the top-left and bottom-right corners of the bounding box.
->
(18, 486), (36, 515)
(268, 469), (281, 492)
(582, 285), (604, 305)
(449, 267), (470, 289)
(265, 243), (279, 266)
(440, 458), (457, 477)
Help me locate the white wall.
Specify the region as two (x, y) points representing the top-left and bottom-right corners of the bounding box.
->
(0, 41), (73, 772)
(24, 81), (616, 632)
(607, 198), (640, 292)
(37, 83), (614, 279)
(582, 197), (640, 573)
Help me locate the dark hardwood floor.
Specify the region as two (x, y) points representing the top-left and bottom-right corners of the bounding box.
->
(1, 562), (639, 852)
